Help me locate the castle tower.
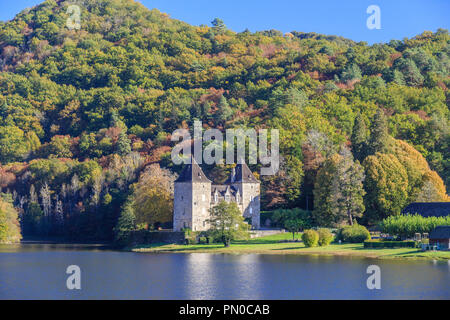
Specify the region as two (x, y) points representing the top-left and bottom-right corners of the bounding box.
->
(227, 162), (261, 229)
(173, 157), (212, 231)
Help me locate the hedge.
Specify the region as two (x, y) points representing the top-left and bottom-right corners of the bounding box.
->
(364, 240), (416, 248)
(379, 214), (450, 239)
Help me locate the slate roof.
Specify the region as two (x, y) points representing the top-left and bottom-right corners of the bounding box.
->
(402, 202), (450, 218)
(430, 226), (450, 239)
(211, 185), (239, 202)
(175, 158), (258, 185)
(174, 157), (212, 183)
(225, 162), (259, 184)
(212, 185), (238, 195)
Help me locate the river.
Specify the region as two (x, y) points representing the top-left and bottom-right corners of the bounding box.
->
(0, 243), (448, 299)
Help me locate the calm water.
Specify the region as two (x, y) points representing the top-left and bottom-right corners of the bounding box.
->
(0, 243), (449, 299)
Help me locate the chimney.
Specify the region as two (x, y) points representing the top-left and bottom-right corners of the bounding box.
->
(231, 167), (236, 183)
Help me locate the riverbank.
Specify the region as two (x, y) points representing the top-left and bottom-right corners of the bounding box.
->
(131, 233), (450, 261)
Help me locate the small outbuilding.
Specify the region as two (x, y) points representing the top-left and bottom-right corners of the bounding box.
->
(429, 226), (450, 250)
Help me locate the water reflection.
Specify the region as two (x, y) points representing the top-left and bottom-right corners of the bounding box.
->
(183, 254), (263, 299)
(0, 244), (449, 299)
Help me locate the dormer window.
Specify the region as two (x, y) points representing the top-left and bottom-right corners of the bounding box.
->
(225, 195), (230, 202)
(214, 193), (218, 203)
(236, 193), (240, 203)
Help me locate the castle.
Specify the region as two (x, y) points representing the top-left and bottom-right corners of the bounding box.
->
(173, 158), (261, 231)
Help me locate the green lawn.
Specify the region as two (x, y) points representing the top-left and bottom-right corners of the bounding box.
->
(131, 233), (450, 261)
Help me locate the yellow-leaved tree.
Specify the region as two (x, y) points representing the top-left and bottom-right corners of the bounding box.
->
(388, 138), (448, 202)
(132, 164), (176, 229)
(0, 194), (22, 243)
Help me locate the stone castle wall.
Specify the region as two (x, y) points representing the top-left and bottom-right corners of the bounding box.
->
(174, 179), (260, 231)
(238, 182), (261, 229)
(173, 182), (192, 231)
(191, 182), (211, 231)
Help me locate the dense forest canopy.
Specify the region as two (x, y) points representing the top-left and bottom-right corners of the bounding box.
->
(0, 0), (448, 241)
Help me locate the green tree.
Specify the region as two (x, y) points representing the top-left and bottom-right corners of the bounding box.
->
(341, 63), (362, 82)
(313, 150), (365, 227)
(207, 201), (249, 247)
(351, 112), (368, 161)
(394, 58), (424, 86)
(272, 208), (311, 240)
(367, 109), (389, 156)
(22, 202), (44, 236)
(0, 126), (29, 163)
(116, 131), (131, 156)
(114, 201), (136, 245)
(330, 148), (366, 226)
(313, 154), (341, 227)
(211, 18), (226, 31)
(42, 135), (73, 158)
(214, 95), (233, 126)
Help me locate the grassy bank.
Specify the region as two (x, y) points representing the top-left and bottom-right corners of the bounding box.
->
(131, 233), (450, 261)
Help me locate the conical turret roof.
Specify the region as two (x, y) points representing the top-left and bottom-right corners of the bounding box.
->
(175, 157), (212, 183)
(226, 162), (259, 183)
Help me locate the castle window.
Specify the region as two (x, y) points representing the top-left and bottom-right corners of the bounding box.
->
(202, 194), (206, 202)
(250, 207), (253, 214)
(181, 196), (183, 200)
(250, 195), (253, 202)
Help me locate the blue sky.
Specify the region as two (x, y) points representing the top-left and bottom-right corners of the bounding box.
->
(1, 0), (449, 44)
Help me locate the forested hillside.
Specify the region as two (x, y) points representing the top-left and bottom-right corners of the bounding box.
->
(0, 0), (448, 241)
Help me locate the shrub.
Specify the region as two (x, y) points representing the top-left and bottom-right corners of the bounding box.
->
(182, 228), (198, 245)
(337, 224), (371, 243)
(317, 228), (333, 246)
(302, 229), (319, 247)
